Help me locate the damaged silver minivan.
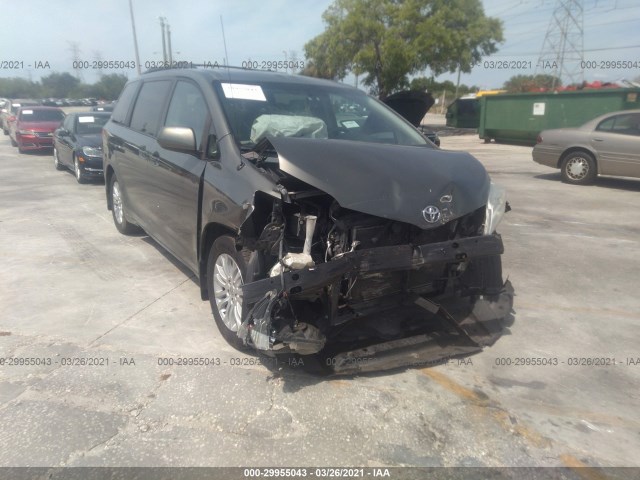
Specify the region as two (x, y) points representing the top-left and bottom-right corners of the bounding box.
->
(103, 67), (513, 374)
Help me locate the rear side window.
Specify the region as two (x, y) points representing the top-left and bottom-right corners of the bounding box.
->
(164, 81), (209, 149)
(596, 113), (640, 136)
(111, 82), (140, 125)
(130, 80), (172, 136)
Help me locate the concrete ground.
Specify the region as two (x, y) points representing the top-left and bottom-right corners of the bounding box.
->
(1, 118), (639, 472)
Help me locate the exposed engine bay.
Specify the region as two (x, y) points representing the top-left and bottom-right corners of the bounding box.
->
(234, 138), (514, 374)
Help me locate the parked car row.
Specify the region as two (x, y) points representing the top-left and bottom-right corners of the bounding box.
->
(1, 98), (111, 183)
(42, 97), (99, 107)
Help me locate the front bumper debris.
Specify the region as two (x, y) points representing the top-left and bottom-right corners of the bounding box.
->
(327, 280), (514, 375)
(239, 234), (513, 371)
(242, 234), (505, 304)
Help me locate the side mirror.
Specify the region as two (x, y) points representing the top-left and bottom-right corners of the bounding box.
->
(58, 129), (69, 137)
(157, 126), (197, 153)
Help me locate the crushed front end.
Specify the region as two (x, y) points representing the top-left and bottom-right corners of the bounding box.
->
(235, 141), (514, 374)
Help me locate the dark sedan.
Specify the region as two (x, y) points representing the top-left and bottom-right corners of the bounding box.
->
(53, 112), (110, 183)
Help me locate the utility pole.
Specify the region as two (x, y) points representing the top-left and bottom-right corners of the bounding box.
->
(454, 62), (461, 98)
(68, 41), (83, 81)
(128, 0), (142, 75)
(167, 24), (173, 64)
(536, 0), (584, 88)
(159, 17), (168, 63)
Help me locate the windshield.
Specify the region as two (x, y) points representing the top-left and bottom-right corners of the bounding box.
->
(19, 109), (64, 122)
(215, 81), (429, 149)
(75, 114), (110, 134)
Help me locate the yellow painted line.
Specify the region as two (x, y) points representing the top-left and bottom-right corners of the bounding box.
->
(421, 368), (558, 451)
(560, 454), (611, 480)
(422, 369), (631, 475)
(421, 369), (488, 404)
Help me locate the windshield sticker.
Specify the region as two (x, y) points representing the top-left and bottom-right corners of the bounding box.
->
(221, 83), (267, 101)
(342, 120), (359, 129)
(22, 110), (34, 115)
(78, 116), (95, 123)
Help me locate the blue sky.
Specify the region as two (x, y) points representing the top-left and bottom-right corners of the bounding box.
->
(0, 0), (638, 91)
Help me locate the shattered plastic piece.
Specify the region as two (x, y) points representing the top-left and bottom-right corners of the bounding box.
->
(277, 323), (326, 355)
(237, 289), (278, 350)
(269, 252), (315, 277)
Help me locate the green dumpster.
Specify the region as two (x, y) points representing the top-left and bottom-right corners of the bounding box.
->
(478, 88), (640, 145)
(446, 97), (480, 128)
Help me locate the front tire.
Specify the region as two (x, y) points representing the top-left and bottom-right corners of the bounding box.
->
(207, 236), (254, 351)
(74, 156), (86, 184)
(53, 147), (65, 170)
(561, 151), (597, 185)
(109, 175), (139, 235)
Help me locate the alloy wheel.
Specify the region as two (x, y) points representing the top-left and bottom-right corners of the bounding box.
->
(112, 181), (124, 225)
(213, 253), (244, 332)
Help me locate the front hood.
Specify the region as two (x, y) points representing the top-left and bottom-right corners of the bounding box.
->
(383, 91), (435, 127)
(18, 121), (60, 131)
(268, 137), (490, 229)
(75, 133), (102, 148)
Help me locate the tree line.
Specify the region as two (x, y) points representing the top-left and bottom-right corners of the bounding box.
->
(0, 72), (128, 101)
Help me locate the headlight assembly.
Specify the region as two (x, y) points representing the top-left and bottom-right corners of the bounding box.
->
(483, 182), (507, 235)
(82, 146), (102, 157)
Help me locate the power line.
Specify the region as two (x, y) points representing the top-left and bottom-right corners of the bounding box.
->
(485, 44), (640, 57)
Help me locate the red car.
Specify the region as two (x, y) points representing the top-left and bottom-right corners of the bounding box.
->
(10, 106), (65, 153)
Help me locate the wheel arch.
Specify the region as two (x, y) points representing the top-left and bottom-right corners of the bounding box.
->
(104, 165), (116, 210)
(198, 222), (238, 300)
(558, 146), (599, 172)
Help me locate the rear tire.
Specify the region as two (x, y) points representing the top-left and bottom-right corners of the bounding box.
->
(207, 235), (256, 351)
(561, 151), (597, 185)
(109, 175), (139, 235)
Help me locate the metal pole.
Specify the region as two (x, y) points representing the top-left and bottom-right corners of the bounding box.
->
(220, 15), (230, 66)
(167, 24), (173, 64)
(160, 17), (167, 63)
(128, 0), (142, 75)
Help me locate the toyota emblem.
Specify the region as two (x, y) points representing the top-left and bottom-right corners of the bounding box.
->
(422, 205), (441, 224)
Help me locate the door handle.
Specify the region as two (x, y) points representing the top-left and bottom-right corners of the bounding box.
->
(592, 138), (604, 142)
